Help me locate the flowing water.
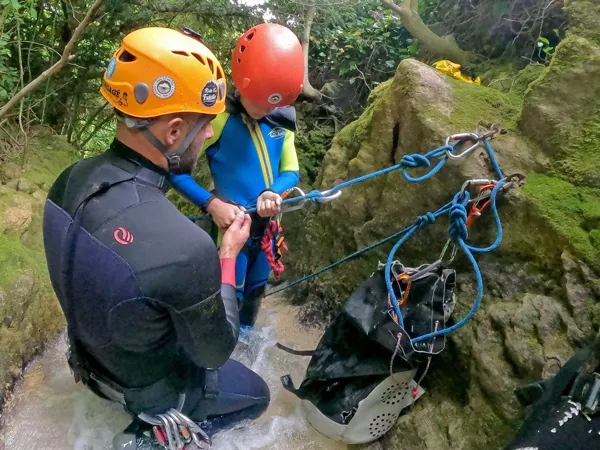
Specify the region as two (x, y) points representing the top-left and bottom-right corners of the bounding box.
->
(0, 295), (369, 450)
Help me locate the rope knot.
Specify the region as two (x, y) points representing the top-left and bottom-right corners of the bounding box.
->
(449, 203), (468, 242)
(416, 212), (436, 227)
(308, 190), (324, 203)
(401, 154), (430, 169)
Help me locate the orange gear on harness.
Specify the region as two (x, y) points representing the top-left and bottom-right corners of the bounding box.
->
(261, 220), (288, 280)
(466, 183), (496, 228)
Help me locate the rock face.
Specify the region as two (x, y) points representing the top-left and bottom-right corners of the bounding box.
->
(0, 133), (77, 406)
(282, 2), (600, 448)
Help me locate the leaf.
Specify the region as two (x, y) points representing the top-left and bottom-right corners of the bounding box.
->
(0, 40), (7, 46)
(30, 6), (37, 19)
(319, 52), (326, 57)
(349, 77), (356, 85)
(385, 59), (396, 67)
(10, 0), (18, 10)
(538, 36), (550, 45)
(1, 0), (9, 6)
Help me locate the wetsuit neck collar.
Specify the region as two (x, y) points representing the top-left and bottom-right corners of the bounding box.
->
(107, 139), (168, 189)
(226, 90), (297, 132)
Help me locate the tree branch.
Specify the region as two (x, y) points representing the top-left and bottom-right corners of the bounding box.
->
(0, 0), (105, 122)
(301, 5), (322, 101)
(381, 0), (471, 65)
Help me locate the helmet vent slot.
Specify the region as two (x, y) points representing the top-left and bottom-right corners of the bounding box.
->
(216, 66), (224, 80)
(192, 53), (206, 65)
(240, 45), (246, 53)
(172, 50), (189, 57)
(245, 31), (255, 41)
(118, 50), (137, 62)
(237, 58), (241, 64)
(207, 58), (215, 74)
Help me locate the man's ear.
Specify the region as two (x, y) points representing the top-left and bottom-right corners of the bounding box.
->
(164, 117), (186, 147)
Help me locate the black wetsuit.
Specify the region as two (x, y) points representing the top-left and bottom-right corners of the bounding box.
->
(42, 140), (269, 431)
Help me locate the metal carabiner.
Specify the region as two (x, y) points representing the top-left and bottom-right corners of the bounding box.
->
(460, 178), (496, 201)
(168, 409), (212, 447)
(280, 187), (308, 213)
(313, 188), (343, 204)
(157, 414), (177, 450)
(163, 414), (184, 450)
(446, 132), (482, 160)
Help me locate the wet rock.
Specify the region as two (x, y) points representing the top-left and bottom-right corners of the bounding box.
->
(561, 252), (595, 337)
(2, 201), (33, 235)
(4, 179), (18, 190)
(32, 189), (47, 202)
(16, 177), (34, 194)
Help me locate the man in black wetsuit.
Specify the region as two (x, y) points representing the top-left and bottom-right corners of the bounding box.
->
(42, 26), (270, 439)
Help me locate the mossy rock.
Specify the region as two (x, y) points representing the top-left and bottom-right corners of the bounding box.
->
(0, 130), (76, 403)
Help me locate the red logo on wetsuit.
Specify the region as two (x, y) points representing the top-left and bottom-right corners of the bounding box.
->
(113, 227), (134, 245)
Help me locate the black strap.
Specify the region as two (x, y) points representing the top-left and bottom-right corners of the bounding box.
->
(275, 342), (315, 356)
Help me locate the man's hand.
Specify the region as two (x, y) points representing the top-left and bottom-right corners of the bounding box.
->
(206, 198), (243, 229)
(219, 214), (251, 259)
(256, 191), (282, 218)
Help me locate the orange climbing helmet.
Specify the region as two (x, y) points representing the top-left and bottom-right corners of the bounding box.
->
(100, 27), (227, 118)
(231, 23), (304, 108)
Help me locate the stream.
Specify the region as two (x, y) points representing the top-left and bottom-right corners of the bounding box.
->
(0, 295), (370, 450)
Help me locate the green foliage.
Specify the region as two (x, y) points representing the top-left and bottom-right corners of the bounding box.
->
(308, 2), (416, 87)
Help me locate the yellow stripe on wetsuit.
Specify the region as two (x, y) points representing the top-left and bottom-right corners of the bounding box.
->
(253, 121), (274, 186)
(243, 116), (274, 189)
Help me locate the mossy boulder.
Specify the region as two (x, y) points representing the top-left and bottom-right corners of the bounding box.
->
(282, 5), (600, 447)
(0, 131), (77, 404)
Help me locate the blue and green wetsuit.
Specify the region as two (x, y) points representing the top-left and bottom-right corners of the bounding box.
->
(170, 95), (300, 327)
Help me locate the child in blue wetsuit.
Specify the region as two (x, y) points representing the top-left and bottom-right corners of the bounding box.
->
(170, 23), (305, 327)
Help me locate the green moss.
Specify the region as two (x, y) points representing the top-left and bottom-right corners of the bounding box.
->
(523, 173), (600, 269)
(21, 133), (79, 188)
(448, 79), (523, 131)
(565, 0), (600, 45)
(512, 64), (547, 96)
(552, 116), (600, 188)
(367, 78), (394, 104)
(420, 77), (523, 134)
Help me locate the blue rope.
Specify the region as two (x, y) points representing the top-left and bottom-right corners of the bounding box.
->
(188, 216), (212, 222)
(483, 138), (504, 180)
(385, 181), (506, 343)
(384, 202), (454, 327)
(242, 144), (458, 215)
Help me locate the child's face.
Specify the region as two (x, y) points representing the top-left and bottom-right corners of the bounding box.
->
(240, 95), (276, 120)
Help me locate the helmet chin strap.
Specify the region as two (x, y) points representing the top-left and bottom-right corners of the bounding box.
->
(117, 111), (212, 173)
(142, 116), (212, 172)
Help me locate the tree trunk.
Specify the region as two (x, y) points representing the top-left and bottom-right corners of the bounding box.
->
(301, 6), (322, 101)
(381, 0), (471, 66)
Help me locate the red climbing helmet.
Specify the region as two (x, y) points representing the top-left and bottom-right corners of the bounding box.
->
(231, 23), (304, 108)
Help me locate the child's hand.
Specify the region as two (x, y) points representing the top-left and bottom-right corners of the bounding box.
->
(256, 191), (282, 217)
(207, 199), (244, 229)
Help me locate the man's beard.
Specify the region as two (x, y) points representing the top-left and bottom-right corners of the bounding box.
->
(170, 141), (201, 175)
